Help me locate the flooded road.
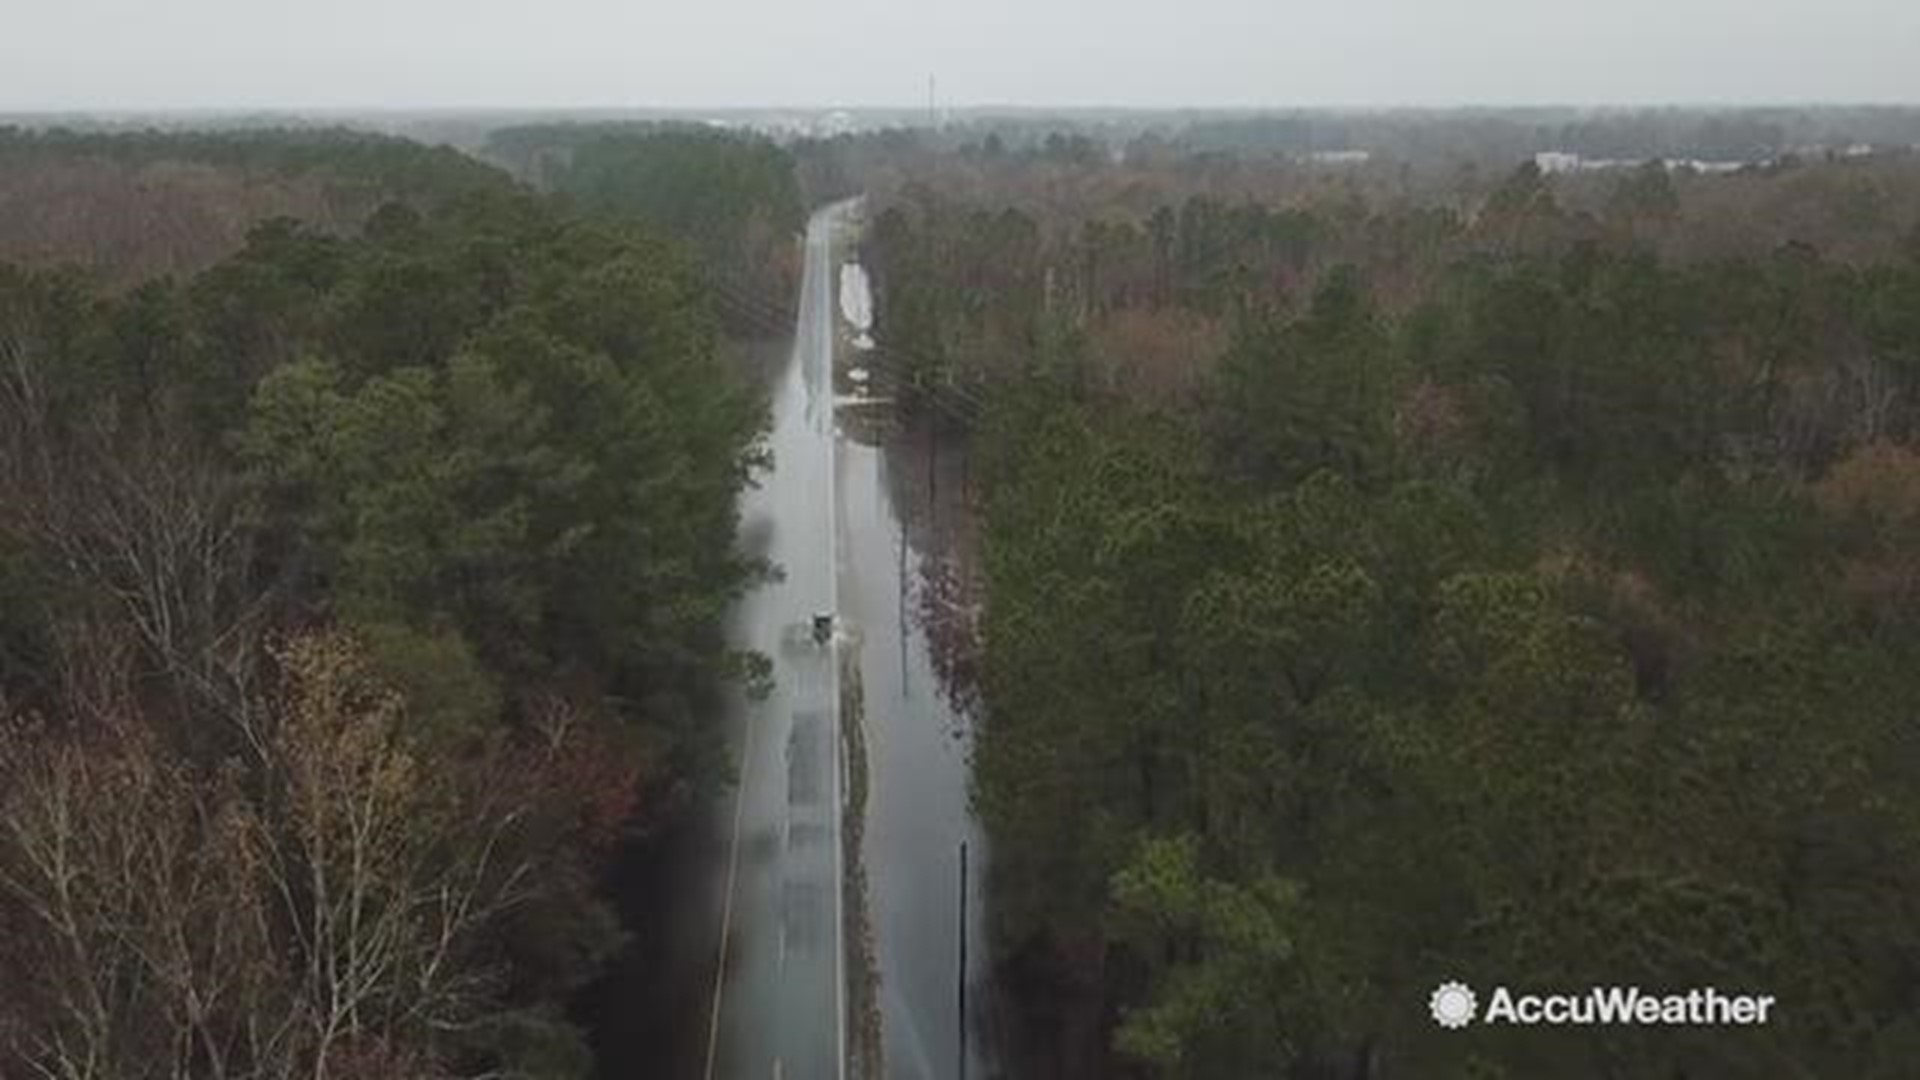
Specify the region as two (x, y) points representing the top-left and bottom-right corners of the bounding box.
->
(703, 199), (992, 1080)
(832, 214), (994, 1080)
(707, 203), (848, 1080)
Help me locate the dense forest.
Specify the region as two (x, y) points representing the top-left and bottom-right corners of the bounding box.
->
(861, 145), (1920, 1077)
(0, 131), (775, 1078)
(0, 127), (517, 286)
(484, 124), (804, 331)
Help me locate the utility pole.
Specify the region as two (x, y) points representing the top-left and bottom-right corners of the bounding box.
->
(928, 74), (938, 130)
(958, 840), (969, 1080)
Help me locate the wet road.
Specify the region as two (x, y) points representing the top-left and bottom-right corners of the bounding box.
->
(707, 199), (992, 1080)
(707, 202), (849, 1080)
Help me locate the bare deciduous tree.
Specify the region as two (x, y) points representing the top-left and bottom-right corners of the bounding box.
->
(0, 330), (278, 756)
(0, 633), (539, 1080)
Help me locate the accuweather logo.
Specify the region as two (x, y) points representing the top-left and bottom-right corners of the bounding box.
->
(1429, 981), (1777, 1028)
(1430, 981), (1478, 1029)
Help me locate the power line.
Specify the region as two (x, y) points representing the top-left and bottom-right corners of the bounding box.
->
(699, 258), (992, 428)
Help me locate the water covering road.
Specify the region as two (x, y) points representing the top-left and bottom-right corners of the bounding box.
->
(707, 199), (992, 1080)
(707, 203), (849, 1080)
(834, 220), (994, 1079)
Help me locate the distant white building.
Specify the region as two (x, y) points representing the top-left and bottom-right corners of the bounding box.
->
(1669, 158), (1748, 174)
(1305, 149), (1371, 166)
(1534, 151), (1583, 174)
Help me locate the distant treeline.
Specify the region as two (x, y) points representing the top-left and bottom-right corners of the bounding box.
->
(865, 141), (1920, 1078)
(818, 105), (1920, 166)
(0, 125), (516, 197)
(1153, 105), (1920, 163)
(0, 134), (765, 1079)
(485, 123), (804, 331)
(864, 152), (1920, 405)
(0, 126), (519, 286)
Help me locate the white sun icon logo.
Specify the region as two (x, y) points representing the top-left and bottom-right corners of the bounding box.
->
(1430, 981), (1477, 1029)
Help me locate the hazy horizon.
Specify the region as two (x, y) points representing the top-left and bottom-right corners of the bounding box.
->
(5, 0), (1917, 112)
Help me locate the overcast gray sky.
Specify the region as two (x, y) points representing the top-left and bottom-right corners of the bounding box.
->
(4, 0), (1917, 110)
